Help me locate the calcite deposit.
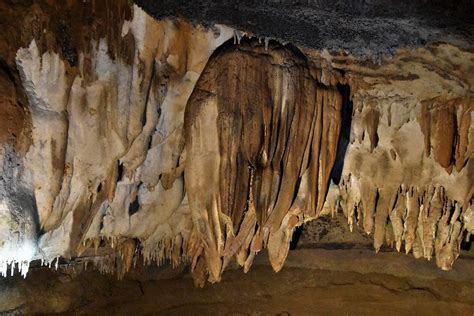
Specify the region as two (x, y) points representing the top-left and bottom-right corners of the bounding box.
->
(0, 0), (472, 285)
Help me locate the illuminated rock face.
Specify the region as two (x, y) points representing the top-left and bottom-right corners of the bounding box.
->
(185, 44), (342, 282)
(338, 96), (472, 270)
(0, 1), (472, 284)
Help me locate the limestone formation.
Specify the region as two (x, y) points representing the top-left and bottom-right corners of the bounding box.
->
(0, 0), (472, 285)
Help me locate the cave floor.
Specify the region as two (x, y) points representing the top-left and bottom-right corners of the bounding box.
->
(1, 249), (473, 315)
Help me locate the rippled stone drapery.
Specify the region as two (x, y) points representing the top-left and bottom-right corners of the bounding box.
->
(184, 44), (342, 281)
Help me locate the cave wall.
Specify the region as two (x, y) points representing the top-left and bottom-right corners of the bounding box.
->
(0, 0), (472, 284)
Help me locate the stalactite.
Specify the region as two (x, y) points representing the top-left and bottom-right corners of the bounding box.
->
(116, 238), (136, 278)
(317, 90), (343, 214)
(433, 101), (456, 170)
(418, 97), (471, 172)
(404, 187), (420, 254)
(364, 106), (380, 153)
(418, 186), (443, 260)
(419, 101), (431, 157)
(435, 202), (463, 270)
(339, 177), (472, 270)
(390, 186), (406, 252)
(373, 187), (397, 252)
(360, 181), (377, 235)
(184, 42), (343, 281)
(455, 102), (473, 172)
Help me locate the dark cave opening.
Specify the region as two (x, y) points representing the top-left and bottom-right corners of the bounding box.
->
(330, 83), (353, 185)
(291, 82), (353, 250)
(128, 195), (140, 216)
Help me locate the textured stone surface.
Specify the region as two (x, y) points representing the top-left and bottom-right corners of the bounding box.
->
(1, 249), (474, 314)
(135, 0), (474, 59)
(298, 213), (373, 249)
(0, 0), (472, 285)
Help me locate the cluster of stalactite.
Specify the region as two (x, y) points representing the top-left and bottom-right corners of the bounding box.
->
(334, 93), (473, 271)
(419, 98), (472, 173)
(0, 3), (235, 279)
(339, 181), (472, 270)
(184, 44), (342, 282)
(1, 1), (344, 284)
(0, 0), (472, 284)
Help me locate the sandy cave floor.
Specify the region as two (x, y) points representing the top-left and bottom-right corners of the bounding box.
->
(1, 247), (473, 315)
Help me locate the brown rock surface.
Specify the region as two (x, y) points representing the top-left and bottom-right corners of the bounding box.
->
(1, 249), (474, 315)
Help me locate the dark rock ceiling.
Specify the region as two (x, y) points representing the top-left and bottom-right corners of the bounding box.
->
(135, 0), (474, 58)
